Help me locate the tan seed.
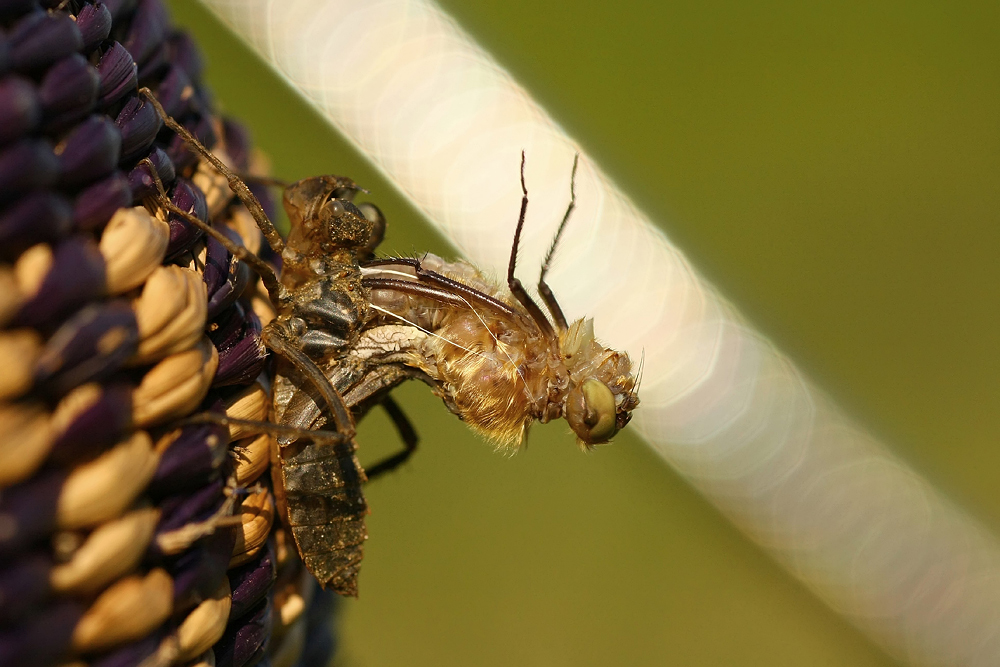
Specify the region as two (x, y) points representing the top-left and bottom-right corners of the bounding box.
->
(0, 328), (41, 400)
(56, 431), (157, 529)
(221, 380), (270, 440)
(0, 403), (54, 488)
(71, 568), (173, 654)
(173, 578), (232, 662)
(230, 487), (274, 567)
(132, 337), (218, 427)
(14, 243), (54, 299)
(132, 266), (208, 364)
(51, 505), (160, 595)
(99, 207), (170, 295)
(0, 266), (23, 327)
(232, 432), (271, 486)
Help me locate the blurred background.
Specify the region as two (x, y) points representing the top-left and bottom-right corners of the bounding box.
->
(169, 1), (999, 664)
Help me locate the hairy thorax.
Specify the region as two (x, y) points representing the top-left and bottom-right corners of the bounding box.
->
(364, 256), (570, 448)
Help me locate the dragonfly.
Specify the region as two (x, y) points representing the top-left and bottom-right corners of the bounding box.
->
(142, 89), (640, 596)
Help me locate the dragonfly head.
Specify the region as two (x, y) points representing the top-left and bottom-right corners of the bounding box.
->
(560, 318), (640, 448)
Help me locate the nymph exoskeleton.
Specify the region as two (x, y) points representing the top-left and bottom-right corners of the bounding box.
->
(142, 89), (392, 597)
(141, 89), (639, 597)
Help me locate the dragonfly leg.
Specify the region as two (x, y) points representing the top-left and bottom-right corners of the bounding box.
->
(363, 396), (419, 480)
(505, 151), (556, 339)
(178, 412), (350, 446)
(536, 154), (579, 332)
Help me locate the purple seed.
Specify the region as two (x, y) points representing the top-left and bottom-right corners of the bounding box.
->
(127, 145), (174, 201)
(0, 138), (58, 198)
(48, 383), (132, 465)
(76, 2), (113, 52)
(88, 629), (165, 667)
(214, 597), (272, 667)
(0, 75), (40, 144)
(211, 302), (267, 388)
(167, 112), (216, 172)
(299, 625), (335, 667)
(0, 32), (9, 76)
(38, 53), (99, 122)
(167, 30), (204, 83)
(0, 0), (36, 21)
(0, 599), (82, 667)
(228, 540), (276, 620)
(73, 170), (132, 231)
(201, 227), (232, 299)
(242, 644), (269, 667)
(8, 10), (84, 73)
(222, 118), (252, 172)
(13, 235), (106, 329)
(115, 95), (161, 163)
(299, 583), (338, 667)
(92, 647), (158, 667)
(0, 553), (52, 626)
(204, 226), (251, 318)
(122, 0), (168, 66)
(153, 64), (194, 118)
(164, 178), (207, 257)
(35, 300), (139, 397)
(137, 38), (170, 84)
(0, 469), (64, 558)
(55, 114), (122, 187)
(96, 41), (138, 107)
(101, 0), (137, 22)
(0, 191), (73, 257)
(171, 527), (237, 611)
(152, 477), (225, 546)
(149, 422), (228, 496)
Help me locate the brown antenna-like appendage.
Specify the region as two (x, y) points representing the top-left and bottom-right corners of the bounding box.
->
(537, 154), (579, 333)
(140, 89), (284, 254)
(140, 88), (291, 311)
(508, 151), (557, 341)
(138, 155), (290, 312)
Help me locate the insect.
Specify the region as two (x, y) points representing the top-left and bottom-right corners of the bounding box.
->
(141, 89), (639, 596)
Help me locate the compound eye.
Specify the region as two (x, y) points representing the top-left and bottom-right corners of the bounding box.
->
(327, 199), (346, 217)
(566, 379), (618, 445)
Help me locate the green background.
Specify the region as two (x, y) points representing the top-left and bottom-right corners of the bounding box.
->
(169, 1), (999, 665)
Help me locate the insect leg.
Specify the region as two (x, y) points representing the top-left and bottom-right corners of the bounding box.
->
(139, 88), (287, 259)
(178, 412), (350, 446)
(536, 154), (579, 332)
(152, 184), (289, 310)
(262, 323), (356, 439)
(364, 396), (418, 480)
(339, 363), (426, 480)
(507, 151), (556, 339)
(237, 174), (290, 189)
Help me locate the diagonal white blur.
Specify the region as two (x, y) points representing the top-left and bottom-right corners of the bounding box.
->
(198, 0), (1000, 664)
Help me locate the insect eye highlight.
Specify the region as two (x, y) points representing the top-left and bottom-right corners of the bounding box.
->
(566, 378), (618, 445)
(326, 199), (347, 217)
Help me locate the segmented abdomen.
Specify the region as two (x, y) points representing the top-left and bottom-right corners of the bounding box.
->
(279, 434), (368, 596)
